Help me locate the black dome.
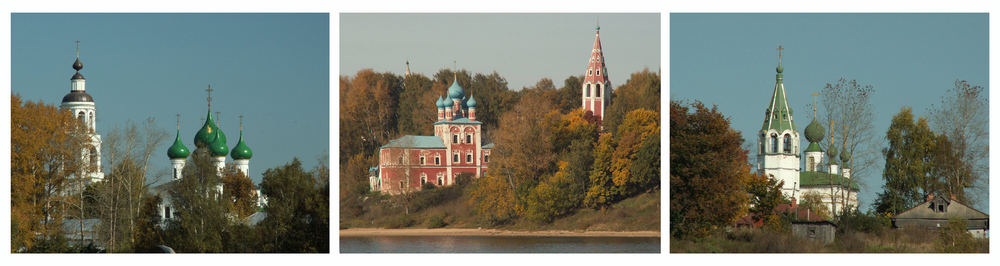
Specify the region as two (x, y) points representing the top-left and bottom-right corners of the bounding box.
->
(73, 58), (83, 71)
(71, 72), (85, 80)
(62, 91), (94, 103)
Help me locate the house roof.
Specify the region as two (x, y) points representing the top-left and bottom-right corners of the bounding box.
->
(482, 143), (495, 149)
(800, 171), (860, 190)
(380, 135), (446, 149)
(894, 197), (989, 221)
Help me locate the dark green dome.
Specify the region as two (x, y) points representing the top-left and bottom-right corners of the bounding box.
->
(209, 131), (229, 157)
(840, 151), (851, 165)
(194, 110), (218, 148)
(776, 63), (784, 74)
(804, 119), (825, 143)
(167, 130), (190, 159)
(231, 131), (253, 160)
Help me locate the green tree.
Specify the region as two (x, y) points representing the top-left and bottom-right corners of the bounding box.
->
(584, 108), (660, 208)
(799, 192), (831, 221)
(669, 100), (750, 239)
(746, 173), (787, 228)
(396, 73), (436, 135)
(258, 158), (329, 253)
(132, 194), (165, 252)
(526, 161), (583, 223)
(554, 75), (584, 113)
(222, 166), (259, 219)
(874, 107), (937, 215)
(937, 217), (977, 253)
(163, 150), (229, 253)
(584, 133), (617, 208)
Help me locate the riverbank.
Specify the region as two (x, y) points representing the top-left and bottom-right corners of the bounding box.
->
(340, 228), (660, 237)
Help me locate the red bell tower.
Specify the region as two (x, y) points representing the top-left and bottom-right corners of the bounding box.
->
(582, 23), (611, 121)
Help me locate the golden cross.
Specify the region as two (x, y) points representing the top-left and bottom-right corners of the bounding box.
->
(811, 92), (819, 119)
(239, 115), (244, 131)
(176, 114), (181, 130)
(216, 112), (222, 127)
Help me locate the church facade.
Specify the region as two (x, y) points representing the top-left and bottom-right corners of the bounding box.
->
(370, 74), (493, 195)
(757, 47), (858, 216)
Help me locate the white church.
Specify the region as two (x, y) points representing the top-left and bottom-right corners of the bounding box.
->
(756, 47), (859, 216)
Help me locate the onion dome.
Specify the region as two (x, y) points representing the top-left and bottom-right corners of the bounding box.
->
(467, 95), (477, 108)
(194, 110), (218, 148)
(73, 57), (83, 71)
(840, 150), (851, 165)
(444, 96), (453, 109)
(167, 130), (190, 159)
(436, 96), (445, 108)
(804, 119), (825, 143)
(447, 78), (464, 99)
(231, 131), (253, 160)
(827, 146), (839, 164)
(209, 131), (229, 157)
(776, 62), (783, 74)
(72, 72), (85, 80)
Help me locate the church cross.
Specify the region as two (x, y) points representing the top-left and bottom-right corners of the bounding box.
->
(239, 115), (244, 131)
(216, 112), (222, 127)
(777, 45), (784, 64)
(75, 40), (80, 58)
(176, 114), (181, 130)
(206, 84), (214, 109)
(811, 92), (819, 119)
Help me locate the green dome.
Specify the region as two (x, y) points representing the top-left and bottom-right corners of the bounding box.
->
(208, 131), (229, 157)
(194, 110), (218, 148)
(167, 130), (190, 159)
(827, 146), (839, 164)
(777, 63), (784, 73)
(447, 78), (464, 99)
(435, 96), (444, 108)
(804, 119), (825, 143)
(840, 151), (851, 165)
(467, 95), (477, 108)
(231, 131), (253, 160)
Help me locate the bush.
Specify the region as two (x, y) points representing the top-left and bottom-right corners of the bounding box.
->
(384, 215), (415, 229)
(836, 209), (890, 234)
(426, 213), (448, 229)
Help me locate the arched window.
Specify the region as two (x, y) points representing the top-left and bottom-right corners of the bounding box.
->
(783, 134), (792, 153)
(466, 153), (472, 163)
(435, 156), (440, 165)
(78, 111), (85, 122)
(173, 168), (178, 180)
(89, 112), (94, 127)
(770, 134), (778, 153)
(596, 69), (600, 76)
(165, 206), (171, 220)
(453, 135), (458, 144)
(466, 134), (472, 144)
(453, 154), (459, 163)
(420, 156), (425, 165)
(585, 84), (591, 97)
(808, 157), (815, 171)
(484, 154), (489, 163)
(420, 173), (427, 185)
(596, 84), (601, 97)
(437, 175), (443, 186)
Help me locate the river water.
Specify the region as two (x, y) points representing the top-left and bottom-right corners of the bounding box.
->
(340, 235), (660, 253)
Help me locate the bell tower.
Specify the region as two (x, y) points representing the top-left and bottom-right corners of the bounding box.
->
(757, 46), (801, 201)
(60, 41), (104, 182)
(581, 22), (611, 120)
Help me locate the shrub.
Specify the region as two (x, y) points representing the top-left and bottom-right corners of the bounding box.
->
(426, 213), (448, 229)
(384, 215), (415, 229)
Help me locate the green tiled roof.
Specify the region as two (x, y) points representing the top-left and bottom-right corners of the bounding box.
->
(482, 143), (495, 149)
(380, 135), (446, 149)
(800, 171), (860, 191)
(434, 117), (483, 125)
(804, 142), (823, 152)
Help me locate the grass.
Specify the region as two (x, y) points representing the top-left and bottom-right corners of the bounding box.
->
(670, 226), (988, 253)
(340, 186), (660, 232)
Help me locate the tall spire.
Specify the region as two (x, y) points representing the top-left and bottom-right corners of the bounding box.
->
(761, 45), (795, 132)
(405, 60), (411, 76)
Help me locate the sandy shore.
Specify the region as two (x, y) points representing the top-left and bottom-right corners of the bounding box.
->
(340, 228), (659, 237)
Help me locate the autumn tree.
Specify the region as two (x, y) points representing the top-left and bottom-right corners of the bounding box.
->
(927, 80), (988, 206)
(396, 73), (437, 135)
(222, 166), (259, 219)
(585, 108), (660, 208)
(874, 107), (937, 215)
(339, 69), (403, 162)
(603, 69), (660, 133)
(799, 192), (831, 221)
(669, 100), (750, 239)
(11, 94), (89, 252)
(339, 153), (374, 221)
(745, 173), (787, 229)
(554, 75), (584, 113)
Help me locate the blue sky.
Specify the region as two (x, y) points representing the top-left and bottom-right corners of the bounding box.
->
(12, 13), (330, 185)
(340, 13), (660, 90)
(670, 13), (989, 213)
